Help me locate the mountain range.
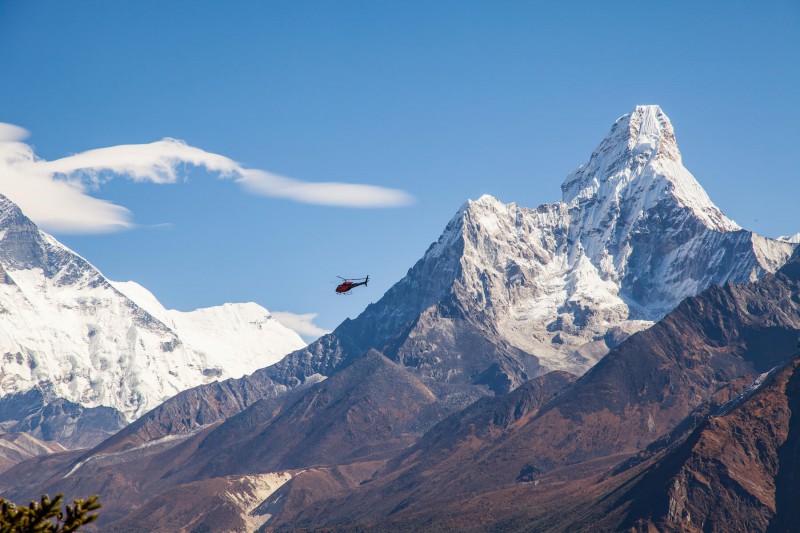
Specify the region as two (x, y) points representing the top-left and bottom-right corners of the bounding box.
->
(0, 104), (798, 531)
(89, 105), (796, 450)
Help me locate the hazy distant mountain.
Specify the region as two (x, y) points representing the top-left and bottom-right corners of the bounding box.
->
(0, 387), (125, 450)
(0, 193), (305, 446)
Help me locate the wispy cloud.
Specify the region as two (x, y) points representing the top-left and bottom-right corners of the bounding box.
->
(238, 169), (414, 208)
(271, 311), (332, 342)
(0, 123), (414, 234)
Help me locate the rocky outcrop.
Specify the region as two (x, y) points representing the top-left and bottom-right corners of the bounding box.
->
(598, 353), (800, 532)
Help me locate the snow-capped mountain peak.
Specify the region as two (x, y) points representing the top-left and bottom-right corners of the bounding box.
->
(0, 194), (306, 421)
(105, 104), (797, 449)
(377, 105), (797, 376)
(470, 193), (502, 205)
(627, 104), (680, 160)
(562, 105), (739, 234)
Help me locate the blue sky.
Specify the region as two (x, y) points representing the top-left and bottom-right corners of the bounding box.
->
(1, 1), (798, 338)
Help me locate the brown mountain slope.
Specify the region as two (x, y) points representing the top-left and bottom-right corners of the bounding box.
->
(103, 472), (294, 533)
(158, 348), (442, 482)
(615, 355), (800, 532)
(263, 370), (577, 531)
(87, 371), (295, 456)
(0, 432), (66, 473)
(268, 250), (800, 530)
(0, 350), (442, 530)
(301, 354), (800, 533)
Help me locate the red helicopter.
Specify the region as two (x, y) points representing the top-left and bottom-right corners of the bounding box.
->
(335, 275), (369, 294)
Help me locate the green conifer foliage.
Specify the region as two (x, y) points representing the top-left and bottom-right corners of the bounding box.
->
(0, 493), (100, 532)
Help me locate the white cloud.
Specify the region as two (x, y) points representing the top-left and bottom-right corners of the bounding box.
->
(0, 141), (134, 233)
(40, 138), (240, 185)
(271, 311), (332, 342)
(0, 123), (30, 142)
(0, 122), (414, 234)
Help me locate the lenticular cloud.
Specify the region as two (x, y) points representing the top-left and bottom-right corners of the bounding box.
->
(0, 123), (414, 234)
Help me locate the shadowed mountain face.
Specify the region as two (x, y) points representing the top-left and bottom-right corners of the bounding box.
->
(0, 388), (125, 450)
(157, 349), (442, 482)
(264, 249), (800, 531)
(74, 368), (573, 531)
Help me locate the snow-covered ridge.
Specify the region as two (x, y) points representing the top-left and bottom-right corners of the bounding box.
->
(112, 281), (303, 380)
(778, 233), (800, 244)
(0, 194), (305, 420)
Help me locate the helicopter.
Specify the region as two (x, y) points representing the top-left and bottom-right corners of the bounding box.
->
(335, 275), (369, 294)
